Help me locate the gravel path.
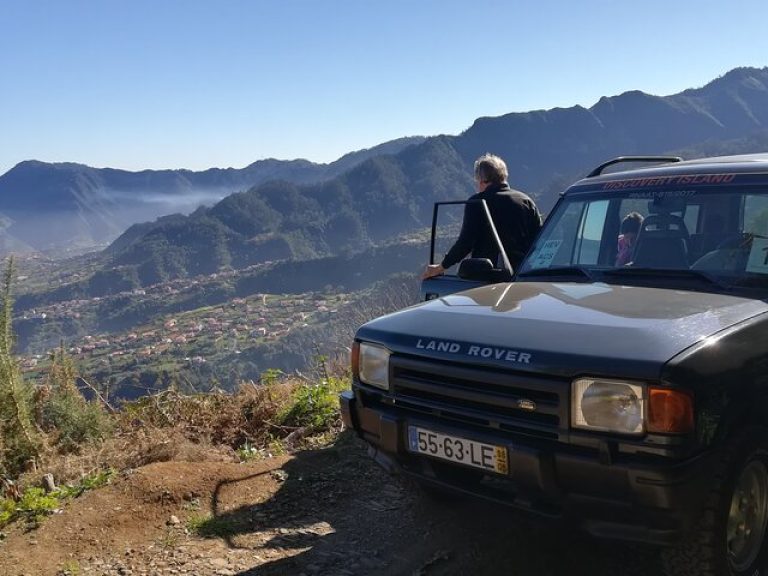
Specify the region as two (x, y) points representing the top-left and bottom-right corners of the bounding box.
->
(0, 434), (664, 576)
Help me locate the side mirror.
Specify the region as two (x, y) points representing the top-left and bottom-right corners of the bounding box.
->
(457, 258), (494, 280)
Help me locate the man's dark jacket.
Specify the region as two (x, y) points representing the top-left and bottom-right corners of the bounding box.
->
(440, 182), (542, 271)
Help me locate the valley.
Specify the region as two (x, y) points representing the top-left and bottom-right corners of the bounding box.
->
(12, 244), (423, 400)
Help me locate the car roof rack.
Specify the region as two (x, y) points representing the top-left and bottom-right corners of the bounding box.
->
(586, 156), (683, 178)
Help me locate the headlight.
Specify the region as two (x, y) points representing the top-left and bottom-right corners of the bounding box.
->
(572, 378), (645, 435)
(358, 342), (390, 390)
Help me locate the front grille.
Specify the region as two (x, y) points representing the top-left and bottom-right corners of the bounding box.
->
(388, 355), (568, 441)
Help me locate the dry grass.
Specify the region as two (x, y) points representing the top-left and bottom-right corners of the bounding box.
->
(18, 371), (347, 488)
(117, 380), (298, 447)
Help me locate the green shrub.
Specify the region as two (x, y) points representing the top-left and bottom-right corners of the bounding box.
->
(0, 497), (14, 525)
(42, 391), (112, 453)
(0, 378), (41, 475)
(39, 346), (113, 453)
(0, 468), (114, 529)
(58, 560), (81, 576)
(279, 374), (347, 430)
(259, 368), (284, 386)
(57, 468), (114, 499)
(235, 440), (259, 462)
(0, 257), (43, 476)
(16, 487), (60, 525)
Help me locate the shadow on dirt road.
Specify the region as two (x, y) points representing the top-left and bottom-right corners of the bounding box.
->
(202, 433), (664, 575)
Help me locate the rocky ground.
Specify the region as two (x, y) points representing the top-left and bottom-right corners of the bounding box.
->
(0, 434), (665, 576)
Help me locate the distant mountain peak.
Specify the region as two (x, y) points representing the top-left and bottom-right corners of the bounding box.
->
(690, 66), (768, 93)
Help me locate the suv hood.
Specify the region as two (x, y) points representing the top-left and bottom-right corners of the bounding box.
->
(357, 282), (768, 379)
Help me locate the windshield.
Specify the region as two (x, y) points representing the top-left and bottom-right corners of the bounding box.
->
(518, 184), (768, 292)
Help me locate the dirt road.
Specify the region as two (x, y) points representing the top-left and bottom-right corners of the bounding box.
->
(0, 434), (664, 576)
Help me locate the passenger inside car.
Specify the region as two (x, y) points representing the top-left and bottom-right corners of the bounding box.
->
(615, 212), (643, 266)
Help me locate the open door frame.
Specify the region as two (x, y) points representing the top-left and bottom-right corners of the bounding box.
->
(420, 199), (513, 301)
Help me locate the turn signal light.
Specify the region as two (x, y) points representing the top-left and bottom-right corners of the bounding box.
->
(647, 387), (694, 434)
(351, 341), (360, 379)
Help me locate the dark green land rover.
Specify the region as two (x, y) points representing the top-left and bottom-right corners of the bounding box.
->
(340, 154), (768, 575)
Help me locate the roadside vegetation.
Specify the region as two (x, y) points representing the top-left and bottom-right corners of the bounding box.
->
(0, 258), (351, 533)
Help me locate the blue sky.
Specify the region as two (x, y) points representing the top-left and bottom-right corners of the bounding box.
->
(2, 0), (768, 176)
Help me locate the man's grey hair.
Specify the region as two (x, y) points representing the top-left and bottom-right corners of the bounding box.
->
(474, 153), (508, 185)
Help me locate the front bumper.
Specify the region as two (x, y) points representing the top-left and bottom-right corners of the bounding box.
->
(340, 389), (718, 546)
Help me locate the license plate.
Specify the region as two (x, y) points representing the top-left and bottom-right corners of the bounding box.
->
(407, 426), (508, 475)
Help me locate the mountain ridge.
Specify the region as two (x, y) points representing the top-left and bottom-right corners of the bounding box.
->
(0, 136), (427, 252)
(9, 66), (768, 297)
(101, 67), (768, 287)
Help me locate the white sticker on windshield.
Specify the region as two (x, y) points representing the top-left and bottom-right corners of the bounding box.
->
(528, 239), (562, 268)
(746, 237), (768, 274)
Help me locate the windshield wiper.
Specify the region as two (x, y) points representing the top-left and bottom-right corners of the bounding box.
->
(517, 266), (596, 281)
(602, 267), (731, 290)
